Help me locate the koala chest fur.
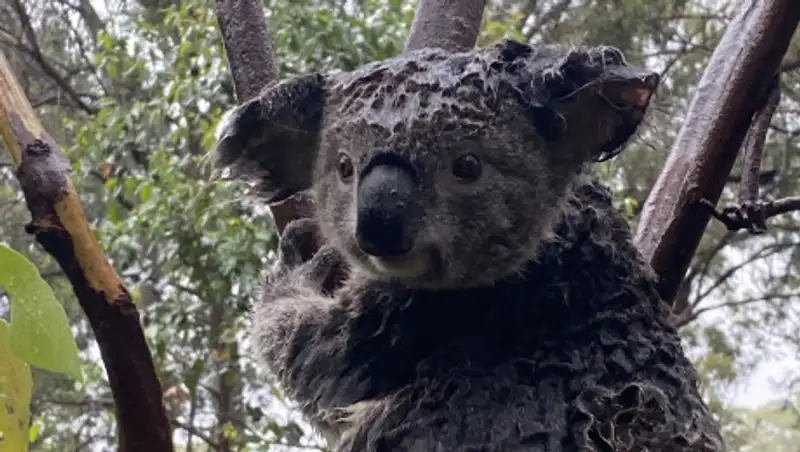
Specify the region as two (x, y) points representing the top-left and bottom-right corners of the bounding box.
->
(250, 180), (724, 452)
(213, 39), (725, 451)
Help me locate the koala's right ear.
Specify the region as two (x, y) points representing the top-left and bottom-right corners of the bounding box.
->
(493, 40), (659, 163)
(212, 73), (326, 204)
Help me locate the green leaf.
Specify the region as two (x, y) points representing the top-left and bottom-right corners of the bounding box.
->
(0, 245), (83, 382)
(28, 420), (42, 444)
(0, 319), (33, 452)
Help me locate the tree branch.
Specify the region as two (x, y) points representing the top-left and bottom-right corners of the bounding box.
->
(8, 0), (98, 114)
(726, 168), (777, 186)
(702, 196), (800, 233)
(674, 292), (797, 329)
(214, 0), (277, 102)
(404, 0), (487, 53)
(633, 0), (800, 302)
(698, 77), (800, 234)
(739, 76), (781, 205)
(0, 51), (173, 451)
(171, 419), (220, 450)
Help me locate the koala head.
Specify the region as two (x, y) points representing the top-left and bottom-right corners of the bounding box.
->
(213, 39), (659, 290)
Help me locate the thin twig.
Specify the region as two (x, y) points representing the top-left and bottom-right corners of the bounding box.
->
(739, 75), (781, 204)
(8, 0), (98, 114)
(701, 197), (800, 233)
(673, 292), (797, 329)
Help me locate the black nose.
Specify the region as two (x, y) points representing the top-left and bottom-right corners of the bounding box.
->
(355, 160), (418, 257)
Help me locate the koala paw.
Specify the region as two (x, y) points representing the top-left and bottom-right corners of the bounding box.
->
(279, 218), (348, 295)
(297, 246), (346, 293)
(280, 217), (323, 268)
(296, 246), (344, 292)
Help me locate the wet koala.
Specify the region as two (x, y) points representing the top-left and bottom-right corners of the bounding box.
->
(213, 39), (725, 451)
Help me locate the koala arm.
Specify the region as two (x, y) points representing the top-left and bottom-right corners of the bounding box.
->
(250, 219), (352, 418)
(251, 273), (340, 387)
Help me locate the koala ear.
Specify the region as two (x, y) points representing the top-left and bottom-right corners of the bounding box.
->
(212, 73), (326, 204)
(503, 41), (659, 162)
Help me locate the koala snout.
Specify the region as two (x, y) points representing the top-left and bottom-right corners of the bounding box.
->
(355, 161), (419, 257)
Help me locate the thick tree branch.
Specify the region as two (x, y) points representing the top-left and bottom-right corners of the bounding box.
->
(214, 0), (312, 234)
(0, 51), (173, 452)
(634, 0), (800, 302)
(214, 0), (277, 102)
(404, 0), (487, 52)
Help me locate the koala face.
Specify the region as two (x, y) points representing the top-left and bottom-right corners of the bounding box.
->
(312, 64), (584, 289)
(213, 40), (659, 290)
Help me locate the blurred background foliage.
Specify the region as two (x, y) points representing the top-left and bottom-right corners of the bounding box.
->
(0, 0), (799, 450)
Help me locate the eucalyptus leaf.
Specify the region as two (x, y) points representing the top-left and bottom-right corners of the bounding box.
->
(0, 319), (32, 452)
(0, 245), (83, 382)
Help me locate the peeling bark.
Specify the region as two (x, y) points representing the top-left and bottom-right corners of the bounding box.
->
(0, 52), (173, 452)
(634, 0), (800, 302)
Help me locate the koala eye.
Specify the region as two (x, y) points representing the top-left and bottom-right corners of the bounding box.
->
(337, 152), (355, 181)
(452, 154), (482, 182)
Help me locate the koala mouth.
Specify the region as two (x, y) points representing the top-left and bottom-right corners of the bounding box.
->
(368, 246), (442, 281)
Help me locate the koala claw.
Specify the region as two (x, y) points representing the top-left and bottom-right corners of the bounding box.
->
(278, 219), (348, 295)
(298, 246), (346, 294)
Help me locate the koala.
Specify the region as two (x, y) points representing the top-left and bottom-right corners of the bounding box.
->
(213, 39), (725, 451)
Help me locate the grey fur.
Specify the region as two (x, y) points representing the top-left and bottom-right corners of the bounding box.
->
(213, 39), (725, 451)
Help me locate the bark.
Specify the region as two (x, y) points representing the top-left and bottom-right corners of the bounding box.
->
(634, 0), (800, 302)
(404, 0), (487, 53)
(214, 0), (278, 102)
(214, 0), (312, 234)
(0, 52), (173, 452)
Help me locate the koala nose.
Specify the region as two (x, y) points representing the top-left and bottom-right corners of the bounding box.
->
(355, 160), (418, 257)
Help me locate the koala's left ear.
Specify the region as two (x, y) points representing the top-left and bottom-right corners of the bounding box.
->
(510, 42), (660, 162)
(212, 73), (326, 204)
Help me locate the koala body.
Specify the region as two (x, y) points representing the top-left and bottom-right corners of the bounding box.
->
(214, 40), (725, 451)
